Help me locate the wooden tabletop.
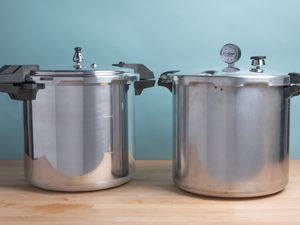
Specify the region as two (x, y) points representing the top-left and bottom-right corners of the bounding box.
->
(0, 160), (300, 225)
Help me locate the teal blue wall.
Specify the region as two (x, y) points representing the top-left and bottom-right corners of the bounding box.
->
(0, 0), (300, 159)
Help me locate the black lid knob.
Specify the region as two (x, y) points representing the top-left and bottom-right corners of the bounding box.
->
(250, 56), (266, 60)
(74, 47), (82, 52)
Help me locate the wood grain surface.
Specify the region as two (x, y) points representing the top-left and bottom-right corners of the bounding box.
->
(0, 160), (300, 225)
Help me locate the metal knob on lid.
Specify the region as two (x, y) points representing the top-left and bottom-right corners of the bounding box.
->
(250, 56), (266, 73)
(73, 47), (84, 69)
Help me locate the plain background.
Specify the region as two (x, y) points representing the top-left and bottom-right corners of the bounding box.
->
(0, 0), (299, 160)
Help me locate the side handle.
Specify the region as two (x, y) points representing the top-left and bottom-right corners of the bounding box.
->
(285, 73), (300, 98)
(158, 70), (179, 92)
(112, 62), (155, 95)
(0, 65), (44, 100)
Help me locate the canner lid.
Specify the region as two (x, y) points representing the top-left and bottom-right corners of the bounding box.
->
(170, 69), (290, 87)
(31, 69), (131, 79)
(30, 47), (138, 82)
(166, 44), (290, 87)
(31, 68), (137, 83)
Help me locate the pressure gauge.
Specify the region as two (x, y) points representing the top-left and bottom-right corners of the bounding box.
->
(220, 43), (241, 72)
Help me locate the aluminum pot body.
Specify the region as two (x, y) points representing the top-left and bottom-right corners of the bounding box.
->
(171, 76), (291, 197)
(24, 75), (135, 191)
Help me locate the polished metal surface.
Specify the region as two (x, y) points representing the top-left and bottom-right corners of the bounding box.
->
(31, 70), (127, 77)
(90, 63), (97, 69)
(171, 73), (290, 87)
(172, 76), (290, 197)
(0, 48), (154, 192)
(250, 56), (266, 73)
(73, 47), (84, 69)
(157, 45), (300, 198)
(24, 76), (135, 191)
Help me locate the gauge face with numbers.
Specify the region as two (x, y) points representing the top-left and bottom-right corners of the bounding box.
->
(220, 44), (241, 64)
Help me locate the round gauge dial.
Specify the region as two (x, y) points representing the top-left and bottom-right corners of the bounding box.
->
(220, 44), (241, 64)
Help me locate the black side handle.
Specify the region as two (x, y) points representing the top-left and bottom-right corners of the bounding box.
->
(289, 73), (300, 84)
(158, 70), (180, 92)
(112, 62), (155, 95)
(0, 65), (44, 101)
(285, 73), (300, 98)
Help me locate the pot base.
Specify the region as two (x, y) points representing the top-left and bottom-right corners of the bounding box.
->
(28, 175), (132, 192)
(175, 183), (286, 198)
(24, 154), (135, 192)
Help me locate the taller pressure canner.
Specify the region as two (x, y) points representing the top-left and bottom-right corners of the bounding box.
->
(158, 44), (300, 198)
(0, 47), (155, 191)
